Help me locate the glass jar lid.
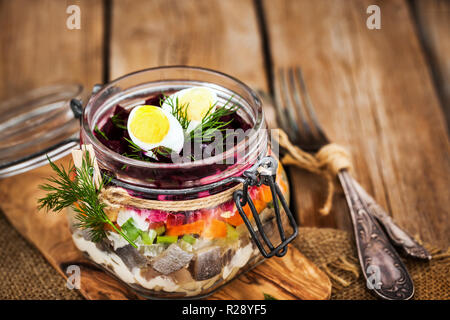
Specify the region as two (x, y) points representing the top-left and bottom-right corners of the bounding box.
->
(0, 84), (83, 178)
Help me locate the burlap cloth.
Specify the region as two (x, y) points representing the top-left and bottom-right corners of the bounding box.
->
(0, 210), (448, 300)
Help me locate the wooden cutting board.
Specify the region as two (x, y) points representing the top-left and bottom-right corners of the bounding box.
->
(0, 156), (331, 300)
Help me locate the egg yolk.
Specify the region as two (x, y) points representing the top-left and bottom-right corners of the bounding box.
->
(179, 87), (216, 121)
(129, 106), (169, 144)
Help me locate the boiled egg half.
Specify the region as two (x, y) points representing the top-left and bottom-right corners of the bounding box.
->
(162, 87), (218, 133)
(127, 105), (184, 155)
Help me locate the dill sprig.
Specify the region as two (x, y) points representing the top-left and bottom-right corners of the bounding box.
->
(94, 125), (109, 140)
(38, 153), (137, 248)
(162, 93), (239, 143)
(111, 113), (127, 129)
(123, 137), (173, 161)
(153, 146), (174, 158)
(263, 293), (277, 300)
(190, 96), (239, 143)
(122, 137), (151, 162)
(121, 153), (148, 162)
(162, 94), (191, 130)
(124, 137), (146, 154)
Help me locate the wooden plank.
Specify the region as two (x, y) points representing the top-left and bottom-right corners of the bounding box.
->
(110, 0), (267, 90)
(263, 0), (450, 247)
(212, 244), (331, 300)
(0, 0), (104, 296)
(412, 0), (450, 128)
(0, 0), (104, 99)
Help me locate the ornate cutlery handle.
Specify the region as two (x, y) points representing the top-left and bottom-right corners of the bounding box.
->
(350, 177), (431, 260)
(338, 170), (414, 300)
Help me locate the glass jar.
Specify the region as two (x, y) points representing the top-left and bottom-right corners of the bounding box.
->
(68, 66), (297, 299)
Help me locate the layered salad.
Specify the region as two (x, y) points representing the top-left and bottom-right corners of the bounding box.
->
(41, 86), (290, 298)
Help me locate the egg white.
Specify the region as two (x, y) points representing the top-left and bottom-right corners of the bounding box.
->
(161, 87), (218, 133)
(127, 105), (184, 155)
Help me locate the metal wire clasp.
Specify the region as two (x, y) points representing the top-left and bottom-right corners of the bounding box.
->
(233, 156), (298, 258)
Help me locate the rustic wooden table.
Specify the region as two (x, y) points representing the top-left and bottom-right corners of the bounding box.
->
(0, 0), (448, 297)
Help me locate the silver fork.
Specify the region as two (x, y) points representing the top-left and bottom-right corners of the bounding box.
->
(272, 67), (431, 300)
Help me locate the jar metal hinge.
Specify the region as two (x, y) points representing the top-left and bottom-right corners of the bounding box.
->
(233, 156), (298, 258)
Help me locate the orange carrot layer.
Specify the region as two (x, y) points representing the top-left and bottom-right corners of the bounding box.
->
(166, 220), (205, 237)
(225, 199), (266, 226)
(202, 219), (227, 239)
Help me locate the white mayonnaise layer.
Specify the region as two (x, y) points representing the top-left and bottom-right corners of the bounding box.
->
(222, 242), (253, 279)
(72, 230), (136, 284)
(106, 231), (129, 250)
(72, 231), (186, 293)
(72, 231), (257, 296)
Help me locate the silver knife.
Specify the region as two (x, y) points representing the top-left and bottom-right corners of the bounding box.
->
(338, 170), (415, 300)
(352, 177), (431, 260)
